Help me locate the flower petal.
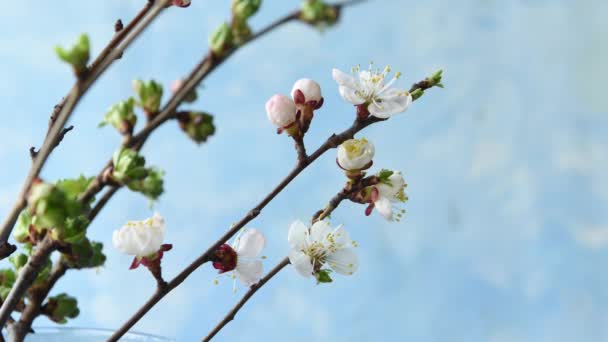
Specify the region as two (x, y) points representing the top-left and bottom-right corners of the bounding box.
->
(310, 221), (333, 243)
(332, 68), (358, 88)
(374, 196), (393, 221)
(235, 229), (265, 258)
(339, 85), (365, 105)
(330, 224), (351, 247)
(368, 90), (412, 118)
(288, 220), (308, 250)
(289, 250), (313, 278)
(326, 248), (358, 275)
(235, 260), (264, 286)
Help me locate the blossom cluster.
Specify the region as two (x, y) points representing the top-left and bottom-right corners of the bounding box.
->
(114, 63), (415, 286)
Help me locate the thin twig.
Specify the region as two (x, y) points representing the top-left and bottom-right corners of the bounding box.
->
(0, 0), (168, 259)
(88, 186), (119, 221)
(202, 258), (290, 342)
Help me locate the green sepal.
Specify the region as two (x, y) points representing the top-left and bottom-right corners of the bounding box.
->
(315, 269), (333, 284)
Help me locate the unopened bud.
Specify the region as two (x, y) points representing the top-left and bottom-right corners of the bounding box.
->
(99, 98), (137, 135)
(232, 0), (261, 20)
(265, 94), (296, 129)
(55, 34), (90, 75)
(299, 0), (339, 28)
(209, 22), (234, 56)
(44, 294), (79, 324)
(177, 112), (216, 144)
(127, 168), (165, 200)
(111, 148), (148, 183)
(291, 78), (322, 104)
(337, 138), (375, 172)
(133, 79), (163, 115)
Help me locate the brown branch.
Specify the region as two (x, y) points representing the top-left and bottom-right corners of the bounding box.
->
(293, 135), (308, 165)
(202, 258), (290, 342)
(88, 186), (119, 221)
(7, 262), (68, 341)
(0, 0), (169, 258)
(108, 70), (439, 340)
(0, 235), (57, 328)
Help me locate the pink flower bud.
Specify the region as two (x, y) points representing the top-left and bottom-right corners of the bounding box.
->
(291, 78), (322, 104)
(172, 0), (191, 7)
(265, 94), (296, 128)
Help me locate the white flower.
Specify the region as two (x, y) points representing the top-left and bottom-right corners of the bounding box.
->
(288, 220), (358, 278)
(337, 138), (375, 171)
(291, 78), (322, 104)
(112, 213), (165, 258)
(232, 229), (266, 286)
(265, 94), (296, 128)
(370, 171), (408, 221)
(332, 64), (413, 118)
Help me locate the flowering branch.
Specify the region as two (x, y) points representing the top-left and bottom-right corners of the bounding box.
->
(0, 0), (169, 260)
(203, 169), (376, 340)
(108, 68), (440, 340)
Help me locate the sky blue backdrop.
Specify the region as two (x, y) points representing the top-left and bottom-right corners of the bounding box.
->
(0, 0), (606, 341)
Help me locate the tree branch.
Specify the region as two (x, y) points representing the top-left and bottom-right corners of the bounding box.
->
(7, 262), (68, 341)
(202, 258), (290, 342)
(0, 235), (57, 328)
(0, 0), (169, 259)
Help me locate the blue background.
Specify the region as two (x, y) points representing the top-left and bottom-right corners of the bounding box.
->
(0, 0), (607, 341)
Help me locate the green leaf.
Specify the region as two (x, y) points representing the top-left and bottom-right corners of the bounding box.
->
(55, 34), (90, 73)
(62, 239), (106, 269)
(315, 269), (333, 284)
(55, 176), (94, 201)
(14, 210), (32, 243)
